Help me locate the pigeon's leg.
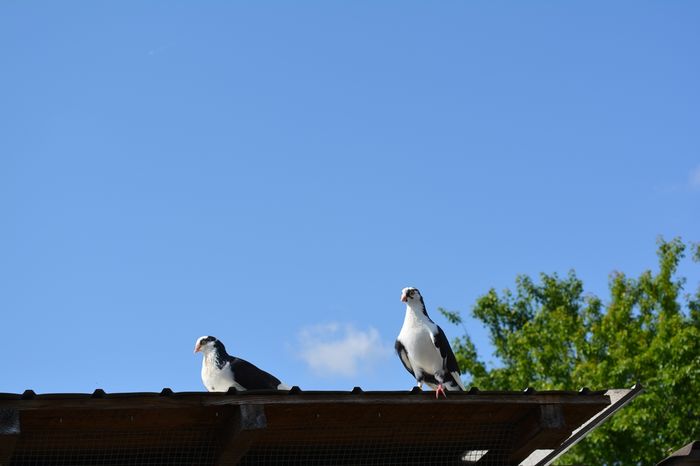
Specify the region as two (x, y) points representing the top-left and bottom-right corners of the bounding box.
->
(414, 371), (425, 390)
(435, 384), (447, 399)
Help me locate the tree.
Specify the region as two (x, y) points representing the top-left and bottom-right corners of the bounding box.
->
(440, 238), (700, 465)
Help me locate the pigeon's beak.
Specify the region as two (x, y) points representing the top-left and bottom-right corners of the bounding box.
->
(194, 343), (201, 353)
(401, 291), (408, 303)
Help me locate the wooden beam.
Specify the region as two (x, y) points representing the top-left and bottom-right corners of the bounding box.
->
(540, 404), (565, 428)
(216, 404), (267, 466)
(0, 437), (17, 466)
(0, 409), (19, 466)
(20, 407), (221, 431)
(509, 404), (570, 464)
(0, 409), (19, 436)
(0, 392), (612, 411)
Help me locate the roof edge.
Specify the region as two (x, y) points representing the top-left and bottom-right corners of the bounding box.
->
(526, 383), (644, 466)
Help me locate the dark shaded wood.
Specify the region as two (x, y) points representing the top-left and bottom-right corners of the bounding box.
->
(10, 430), (216, 456)
(216, 404), (267, 466)
(0, 390), (629, 465)
(0, 409), (20, 435)
(540, 404), (565, 428)
(20, 407), (223, 431)
(560, 404), (604, 429)
(263, 403), (531, 430)
(241, 443), (475, 466)
(0, 391), (612, 411)
(13, 408), (224, 452)
(0, 436), (18, 466)
(253, 403), (518, 452)
(0, 408), (20, 466)
(509, 404), (570, 464)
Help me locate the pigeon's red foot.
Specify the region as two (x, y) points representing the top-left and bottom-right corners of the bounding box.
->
(435, 384), (447, 399)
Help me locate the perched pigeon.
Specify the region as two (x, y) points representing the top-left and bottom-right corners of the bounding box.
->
(194, 336), (290, 392)
(395, 287), (465, 398)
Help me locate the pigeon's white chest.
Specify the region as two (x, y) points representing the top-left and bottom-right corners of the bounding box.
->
(201, 359), (244, 392)
(398, 313), (443, 374)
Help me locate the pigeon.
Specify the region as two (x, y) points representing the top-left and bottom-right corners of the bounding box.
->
(395, 287), (465, 398)
(194, 336), (290, 392)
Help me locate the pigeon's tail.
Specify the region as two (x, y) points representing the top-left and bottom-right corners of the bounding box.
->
(436, 370), (465, 391)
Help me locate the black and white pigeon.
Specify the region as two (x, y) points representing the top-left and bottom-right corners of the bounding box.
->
(395, 287), (465, 398)
(194, 336), (290, 392)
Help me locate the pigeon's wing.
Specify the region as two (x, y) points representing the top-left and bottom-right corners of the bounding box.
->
(430, 326), (465, 390)
(229, 357), (283, 390)
(394, 340), (415, 378)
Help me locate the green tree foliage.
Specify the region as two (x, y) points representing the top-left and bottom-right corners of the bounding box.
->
(440, 238), (700, 465)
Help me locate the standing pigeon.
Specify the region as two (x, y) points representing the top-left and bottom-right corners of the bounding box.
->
(194, 336), (290, 392)
(395, 287), (465, 398)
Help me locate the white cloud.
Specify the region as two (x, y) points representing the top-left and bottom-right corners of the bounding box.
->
(689, 165), (700, 190)
(654, 165), (700, 193)
(297, 323), (392, 377)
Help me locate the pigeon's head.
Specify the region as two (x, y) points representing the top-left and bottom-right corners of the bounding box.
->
(194, 336), (218, 354)
(400, 287), (422, 303)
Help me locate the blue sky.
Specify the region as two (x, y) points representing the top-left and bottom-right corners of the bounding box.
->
(1, 2), (698, 394)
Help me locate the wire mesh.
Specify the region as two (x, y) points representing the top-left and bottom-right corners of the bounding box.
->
(239, 410), (515, 466)
(9, 429), (218, 466)
(7, 403), (524, 466)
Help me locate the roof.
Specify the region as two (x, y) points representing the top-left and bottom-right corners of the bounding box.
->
(657, 441), (700, 465)
(0, 385), (642, 466)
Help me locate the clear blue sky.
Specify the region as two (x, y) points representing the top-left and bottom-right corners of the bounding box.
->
(1, 2), (698, 394)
